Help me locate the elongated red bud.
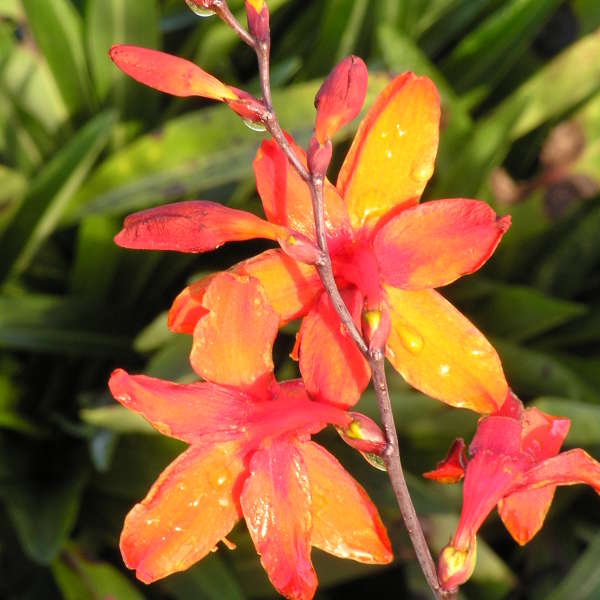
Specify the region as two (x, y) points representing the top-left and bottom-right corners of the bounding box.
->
(245, 0), (270, 43)
(226, 87), (267, 124)
(362, 307), (391, 354)
(307, 135), (332, 177)
(423, 439), (467, 484)
(314, 55), (368, 144)
(109, 45), (237, 101)
(277, 231), (323, 265)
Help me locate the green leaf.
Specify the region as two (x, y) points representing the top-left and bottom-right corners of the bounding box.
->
(0, 293), (131, 356)
(0, 111), (115, 282)
(80, 406), (155, 435)
(53, 545), (144, 600)
(21, 0), (95, 114)
(441, 0), (562, 94)
(465, 283), (587, 341)
(534, 202), (600, 298)
(545, 530), (600, 600)
(0, 165), (26, 235)
(534, 398), (600, 446)
(85, 0), (160, 118)
(160, 554), (246, 600)
(494, 339), (599, 403)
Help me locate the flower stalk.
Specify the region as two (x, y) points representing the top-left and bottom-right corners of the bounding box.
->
(212, 2), (456, 598)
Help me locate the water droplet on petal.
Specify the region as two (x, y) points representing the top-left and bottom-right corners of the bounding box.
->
(209, 467), (230, 488)
(396, 124), (405, 137)
(360, 451), (387, 471)
(174, 526), (183, 532)
(439, 363), (450, 376)
(185, 1), (215, 17)
(385, 149), (392, 159)
(243, 118), (267, 132)
(218, 498), (229, 507)
(410, 162), (434, 184)
(396, 324), (424, 355)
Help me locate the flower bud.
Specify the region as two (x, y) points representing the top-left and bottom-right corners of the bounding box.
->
(423, 438), (467, 484)
(225, 88), (267, 124)
(361, 307), (391, 354)
(278, 231), (323, 265)
(438, 540), (477, 590)
(337, 412), (386, 455)
(245, 0), (270, 43)
(307, 135), (332, 177)
(314, 55), (368, 144)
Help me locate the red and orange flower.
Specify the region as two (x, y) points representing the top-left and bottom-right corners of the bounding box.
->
(425, 391), (600, 589)
(112, 56), (511, 414)
(109, 273), (392, 599)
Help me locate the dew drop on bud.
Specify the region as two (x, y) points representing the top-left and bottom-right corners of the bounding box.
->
(185, 0), (215, 17)
(243, 118), (267, 132)
(397, 324), (424, 355)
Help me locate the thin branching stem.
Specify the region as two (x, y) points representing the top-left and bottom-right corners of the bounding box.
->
(213, 3), (457, 598)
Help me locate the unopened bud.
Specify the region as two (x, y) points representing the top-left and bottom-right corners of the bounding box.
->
(245, 0), (270, 43)
(423, 438), (467, 484)
(338, 412), (386, 455)
(362, 307), (391, 353)
(314, 55), (368, 144)
(225, 88), (268, 123)
(278, 231), (323, 265)
(438, 540), (477, 590)
(307, 135), (332, 177)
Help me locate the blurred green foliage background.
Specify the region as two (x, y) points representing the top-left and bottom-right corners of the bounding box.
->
(1, 0), (600, 598)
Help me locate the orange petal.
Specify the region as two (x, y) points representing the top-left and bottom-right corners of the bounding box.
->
(384, 286), (507, 412)
(297, 440), (392, 564)
(498, 486), (556, 546)
(423, 438), (467, 484)
(237, 249), (322, 324)
(120, 442), (244, 583)
(374, 199), (511, 289)
(314, 56), (368, 144)
(190, 273), (278, 396)
(114, 201), (282, 253)
(168, 250), (322, 334)
(108, 369), (255, 444)
(521, 407), (570, 461)
(337, 73), (440, 231)
(240, 439), (317, 600)
(168, 274), (215, 334)
(516, 448), (600, 496)
(298, 289), (370, 408)
(253, 136), (352, 251)
(109, 45), (237, 100)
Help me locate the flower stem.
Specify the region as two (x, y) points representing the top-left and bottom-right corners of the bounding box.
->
(213, 3), (456, 598)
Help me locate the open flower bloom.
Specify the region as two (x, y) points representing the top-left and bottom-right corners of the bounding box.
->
(425, 391), (600, 590)
(108, 273), (392, 600)
(115, 71), (510, 413)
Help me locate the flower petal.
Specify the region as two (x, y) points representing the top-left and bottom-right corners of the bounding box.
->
(108, 369), (255, 444)
(168, 250), (322, 334)
(516, 448), (600, 496)
(190, 273), (278, 396)
(337, 73), (440, 231)
(298, 289), (370, 408)
(114, 201), (281, 253)
(120, 442), (244, 583)
(374, 199), (511, 289)
(297, 440), (392, 564)
(241, 438), (317, 600)
(109, 45), (237, 100)
(498, 486), (556, 546)
(238, 249), (323, 324)
(253, 136), (351, 250)
(384, 287), (507, 412)
(521, 407), (570, 462)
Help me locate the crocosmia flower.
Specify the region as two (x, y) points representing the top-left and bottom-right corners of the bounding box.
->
(108, 273), (392, 600)
(115, 71), (510, 414)
(425, 391), (600, 590)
